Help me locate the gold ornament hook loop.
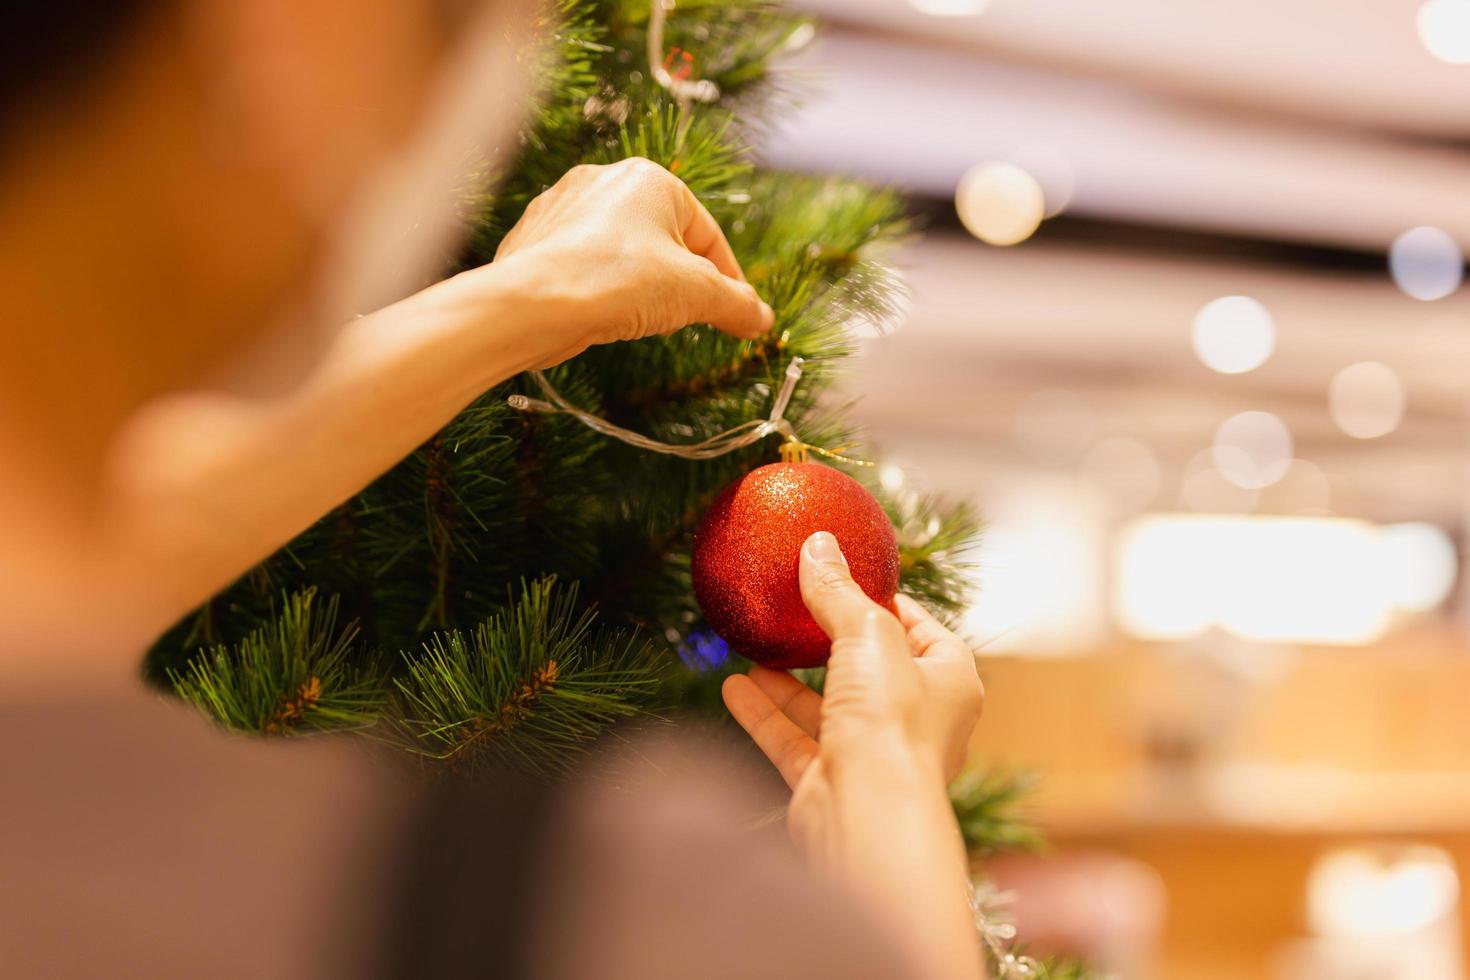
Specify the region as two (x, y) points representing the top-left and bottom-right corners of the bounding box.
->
(779, 440), (809, 464)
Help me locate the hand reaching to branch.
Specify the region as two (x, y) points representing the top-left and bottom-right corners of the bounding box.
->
(100, 158), (770, 645)
(723, 531), (986, 980)
(492, 157), (774, 367)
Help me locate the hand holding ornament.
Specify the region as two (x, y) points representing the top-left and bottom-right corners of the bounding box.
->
(722, 532), (986, 980)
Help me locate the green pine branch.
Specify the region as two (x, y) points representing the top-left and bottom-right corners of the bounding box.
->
(951, 768), (1047, 857)
(147, 0), (985, 787)
(168, 589), (384, 736)
(887, 489), (982, 622)
(392, 578), (661, 774)
(1028, 959), (1105, 980)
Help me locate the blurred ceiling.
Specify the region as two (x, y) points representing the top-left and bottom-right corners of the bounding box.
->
(762, 0), (1470, 527)
(848, 234), (1470, 525)
(799, 0), (1470, 142)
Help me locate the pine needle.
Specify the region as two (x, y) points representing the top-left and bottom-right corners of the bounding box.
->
(392, 578), (661, 775)
(168, 589), (384, 737)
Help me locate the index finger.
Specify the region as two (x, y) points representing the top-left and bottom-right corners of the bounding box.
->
(721, 674), (818, 790)
(676, 181), (747, 282)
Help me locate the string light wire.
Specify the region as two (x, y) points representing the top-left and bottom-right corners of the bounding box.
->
(509, 2), (873, 466)
(647, 0), (722, 106)
(508, 358), (871, 465)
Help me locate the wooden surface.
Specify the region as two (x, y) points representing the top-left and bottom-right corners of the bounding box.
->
(970, 633), (1470, 978)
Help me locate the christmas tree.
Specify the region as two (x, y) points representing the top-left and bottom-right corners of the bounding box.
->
(145, 2), (1090, 975)
(146, 0), (977, 771)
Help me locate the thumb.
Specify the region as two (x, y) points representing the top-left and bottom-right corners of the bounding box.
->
(686, 257), (774, 339)
(799, 531), (899, 644)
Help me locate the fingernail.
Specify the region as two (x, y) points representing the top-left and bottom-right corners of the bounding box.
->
(759, 302), (775, 331)
(805, 531), (846, 567)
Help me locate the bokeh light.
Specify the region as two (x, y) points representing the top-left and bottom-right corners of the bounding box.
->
(1389, 226), (1464, 301)
(1213, 411), (1293, 490)
(878, 463), (907, 495)
(1418, 0), (1470, 64)
(1192, 296), (1276, 374)
(1115, 515), (1393, 645)
(956, 162), (1046, 246)
(910, 0), (990, 14)
(676, 630), (730, 672)
(1309, 845), (1460, 938)
(961, 486), (1106, 653)
(1379, 522), (1458, 613)
(1007, 144), (1076, 217)
(1330, 361), (1406, 439)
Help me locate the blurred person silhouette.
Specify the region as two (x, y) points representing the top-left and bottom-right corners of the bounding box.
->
(0, 2), (986, 978)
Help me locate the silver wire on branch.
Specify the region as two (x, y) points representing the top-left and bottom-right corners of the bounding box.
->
(647, 0), (722, 107)
(508, 2), (871, 467)
(508, 359), (808, 460)
(508, 357), (873, 466)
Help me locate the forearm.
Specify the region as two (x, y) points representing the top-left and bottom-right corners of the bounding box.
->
(827, 742), (985, 980)
(88, 158), (766, 641)
(100, 260), (563, 626)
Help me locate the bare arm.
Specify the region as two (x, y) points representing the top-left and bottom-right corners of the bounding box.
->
(99, 159), (771, 634)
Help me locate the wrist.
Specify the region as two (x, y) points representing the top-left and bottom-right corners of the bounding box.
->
(818, 733), (980, 980)
(411, 257), (573, 381)
(469, 251), (589, 368)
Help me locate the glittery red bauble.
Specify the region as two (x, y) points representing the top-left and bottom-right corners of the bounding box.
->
(691, 462), (900, 669)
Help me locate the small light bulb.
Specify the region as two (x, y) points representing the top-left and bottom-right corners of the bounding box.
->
(909, 0), (990, 15)
(1192, 296), (1275, 374)
(1418, 0), (1470, 64)
(956, 163), (1046, 247)
(1330, 362), (1406, 439)
(1212, 411), (1293, 490)
(1390, 226), (1464, 301)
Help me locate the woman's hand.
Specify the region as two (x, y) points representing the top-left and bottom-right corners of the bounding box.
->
(722, 530), (984, 819)
(723, 531), (986, 980)
(490, 157), (774, 368)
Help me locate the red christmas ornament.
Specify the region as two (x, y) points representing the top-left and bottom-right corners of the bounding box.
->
(692, 461), (900, 669)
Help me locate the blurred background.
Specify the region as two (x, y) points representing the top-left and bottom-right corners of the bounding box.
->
(758, 1), (1470, 977)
